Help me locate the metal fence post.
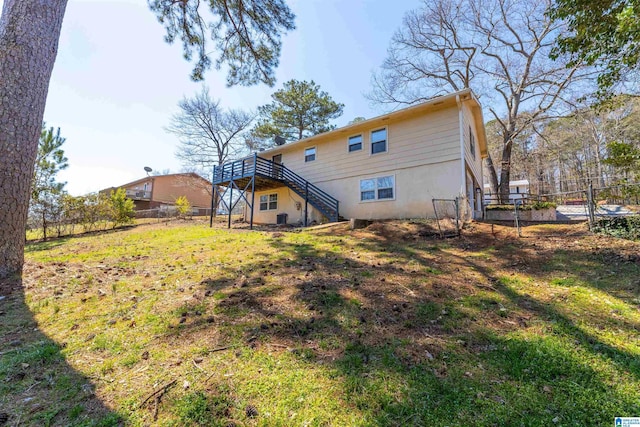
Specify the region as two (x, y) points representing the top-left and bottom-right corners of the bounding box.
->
(586, 183), (595, 229)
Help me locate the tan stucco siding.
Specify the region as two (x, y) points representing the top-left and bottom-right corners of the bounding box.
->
(320, 160), (462, 219)
(250, 160), (462, 223)
(251, 187), (322, 225)
(268, 106), (461, 185)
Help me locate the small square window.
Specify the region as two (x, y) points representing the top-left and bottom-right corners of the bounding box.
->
(348, 135), (362, 152)
(305, 147), (316, 162)
(259, 193), (278, 210)
(371, 128), (387, 154)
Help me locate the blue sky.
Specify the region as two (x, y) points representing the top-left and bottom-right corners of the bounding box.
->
(24, 0), (421, 195)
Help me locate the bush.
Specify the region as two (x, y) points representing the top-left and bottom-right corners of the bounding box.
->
(175, 196), (192, 218)
(593, 215), (640, 240)
(108, 188), (135, 228)
(485, 201), (557, 211)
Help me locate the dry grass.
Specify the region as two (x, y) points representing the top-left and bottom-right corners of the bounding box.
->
(1, 218), (639, 426)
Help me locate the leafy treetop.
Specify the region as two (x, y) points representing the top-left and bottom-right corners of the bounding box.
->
(251, 79), (344, 144)
(148, 0), (296, 84)
(551, 0), (640, 96)
(32, 124), (68, 202)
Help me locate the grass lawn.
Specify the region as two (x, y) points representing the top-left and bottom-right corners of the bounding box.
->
(1, 219), (639, 426)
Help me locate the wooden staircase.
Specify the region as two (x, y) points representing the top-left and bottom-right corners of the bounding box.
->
(212, 154), (340, 224)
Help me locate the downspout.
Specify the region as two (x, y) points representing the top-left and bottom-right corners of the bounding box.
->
(456, 95), (466, 201)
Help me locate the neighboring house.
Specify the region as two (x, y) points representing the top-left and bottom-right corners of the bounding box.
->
(483, 179), (530, 204)
(101, 173), (212, 210)
(213, 89), (488, 226)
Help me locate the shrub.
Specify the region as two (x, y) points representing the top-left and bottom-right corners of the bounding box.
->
(175, 196), (192, 218)
(593, 215), (640, 240)
(485, 201), (556, 211)
(108, 188), (135, 228)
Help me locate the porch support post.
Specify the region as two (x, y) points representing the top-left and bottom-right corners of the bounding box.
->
(210, 165), (216, 227)
(250, 152), (257, 230)
(228, 163), (234, 229)
(304, 181), (309, 227)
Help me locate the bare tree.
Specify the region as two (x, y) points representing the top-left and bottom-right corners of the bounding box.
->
(167, 87), (254, 171)
(370, 0), (594, 202)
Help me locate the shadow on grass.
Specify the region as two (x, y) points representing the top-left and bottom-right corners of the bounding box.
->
(0, 278), (121, 426)
(25, 224), (139, 252)
(164, 223), (639, 425)
(24, 238), (71, 253)
(26, 220), (638, 425)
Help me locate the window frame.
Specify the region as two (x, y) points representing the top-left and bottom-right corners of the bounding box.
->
(259, 193), (278, 211)
(359, 174), (395, 202)
(370, 127), (388, 155)
(469, 125), (476, 160)
(304, 146), (316, 162)
(348, 134), (363, 153)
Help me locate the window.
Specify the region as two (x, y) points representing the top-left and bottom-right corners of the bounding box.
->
(305, 147), (316, 162)
(259, 193), (278, 211)
(348, 135), (362, 152)
(469, 126), (476, 160)
(360, 175), (395, 201)
(371, 128), (387, 154)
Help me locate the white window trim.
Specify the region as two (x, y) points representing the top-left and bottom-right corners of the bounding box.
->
(304, 146), (317, 162)
(370, 126), (388, 156)
(359, 174), (396, 203)
(259, 193), (278, 211)
(348, 133), (363, 153)
(469, 125), (476, 160)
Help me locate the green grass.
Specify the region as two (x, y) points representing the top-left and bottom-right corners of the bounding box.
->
(1, 219), (639, 426)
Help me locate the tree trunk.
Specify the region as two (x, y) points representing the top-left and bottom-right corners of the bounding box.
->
(484, 153), (499, 203)
(498, 132), (514, 204)
(0, 0), (67, 280)
(42, 209), (47, 241)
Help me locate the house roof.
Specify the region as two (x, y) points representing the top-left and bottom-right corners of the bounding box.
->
(104, 173), (211, 192)
(259, 88), (488, 158)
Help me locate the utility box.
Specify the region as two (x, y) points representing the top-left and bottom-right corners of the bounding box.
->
(276, 213), (288, 225)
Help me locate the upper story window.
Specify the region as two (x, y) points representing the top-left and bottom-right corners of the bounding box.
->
(259, 193), (278, 211)
(360, 175), (395, 201)
(305, 147), (316, 162)
(371, 128), (387, 154)
(348, 135), (363, 152)
(469, 125), (476, 160)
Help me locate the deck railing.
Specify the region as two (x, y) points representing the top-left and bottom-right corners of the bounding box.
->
(213, 154), (340, 222)
(125, 189), (151, 200)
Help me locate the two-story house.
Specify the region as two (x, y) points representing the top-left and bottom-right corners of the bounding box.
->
(212, 89), (487, 227)
(102, 173), (212, 211)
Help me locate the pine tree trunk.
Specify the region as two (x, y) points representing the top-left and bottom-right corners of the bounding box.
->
(0, 0), (67, 281)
